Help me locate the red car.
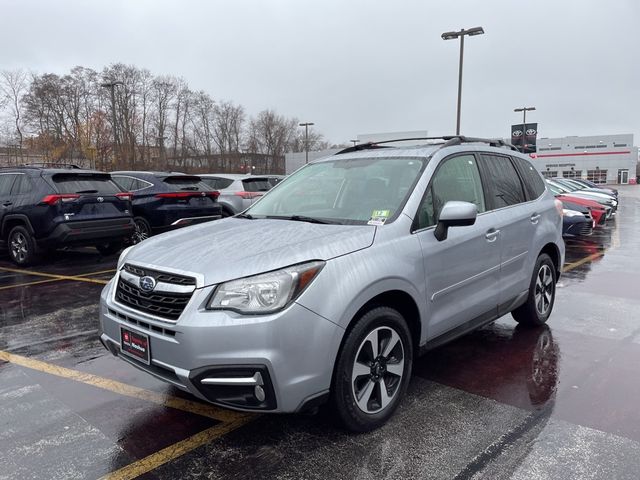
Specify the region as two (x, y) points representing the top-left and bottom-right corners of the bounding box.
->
(557, 194), (607, 227)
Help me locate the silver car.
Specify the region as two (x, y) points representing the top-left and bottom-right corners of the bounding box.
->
(199, 174), (281, 216)
(99, 137), (564, 432)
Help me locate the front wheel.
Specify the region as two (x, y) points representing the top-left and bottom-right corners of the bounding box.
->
(512, 253), (557, 327)
(332, 307), (413, 432)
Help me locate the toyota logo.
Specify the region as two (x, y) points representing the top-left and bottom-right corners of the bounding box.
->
(525, 129), (537, 136)
(139, 276), (156, 292)
(512, 130), (523, 137)
(97, 197), (104, 203)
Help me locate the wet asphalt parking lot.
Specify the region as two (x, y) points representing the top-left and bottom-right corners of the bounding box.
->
(1, 186), (639, 480)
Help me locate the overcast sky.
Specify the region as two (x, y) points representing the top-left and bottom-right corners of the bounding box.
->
(1, 0), (638, 145)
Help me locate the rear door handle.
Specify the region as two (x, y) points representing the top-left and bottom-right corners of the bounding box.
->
(530, 213), (541, 224)
(2, 202), (12, 207)
(485, 229), (500, 242)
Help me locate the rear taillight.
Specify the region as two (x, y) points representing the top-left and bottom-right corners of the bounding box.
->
(554, 199), (563, 216)
(234, 191), (262, 199)
(116, 192), (132, 201)
(40, 194), (80, 205)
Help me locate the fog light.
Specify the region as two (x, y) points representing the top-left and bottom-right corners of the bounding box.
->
(254, 385), (266, 402)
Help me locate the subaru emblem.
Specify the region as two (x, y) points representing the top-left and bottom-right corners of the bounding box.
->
(139, 276), (156, 292)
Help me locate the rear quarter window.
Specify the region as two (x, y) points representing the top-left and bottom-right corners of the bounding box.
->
(0, 174), (17, 195)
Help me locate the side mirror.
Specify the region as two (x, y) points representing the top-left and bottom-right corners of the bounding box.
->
(434, 201), (477, 241)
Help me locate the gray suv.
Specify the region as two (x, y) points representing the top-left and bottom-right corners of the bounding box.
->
(99, 136), (564, 432)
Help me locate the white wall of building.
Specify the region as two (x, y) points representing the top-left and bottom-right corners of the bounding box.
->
(285, 148), (341, 174)
(532, 134), (637, 184)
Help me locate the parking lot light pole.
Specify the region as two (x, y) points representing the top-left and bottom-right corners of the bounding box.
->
(299, 122), (314, 164)
(100, 80), (124, 164)
(350, 139), (359, 147)
(441, 27), (485, 135)
(514, 106), (536, 153)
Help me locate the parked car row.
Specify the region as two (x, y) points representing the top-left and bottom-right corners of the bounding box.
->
(546, 177), (619, 238)
(0, 165), (282, 265)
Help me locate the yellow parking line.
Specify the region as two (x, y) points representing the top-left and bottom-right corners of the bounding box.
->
(0, 278), (61, 291)
(562, 252), (604, 273)
(99, 417), (253, 480)
(0, 266), (109, 285)
(0, 350), (251, 424)
(75, 268), (117, 278)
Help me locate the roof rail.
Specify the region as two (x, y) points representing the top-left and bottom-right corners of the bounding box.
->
(335, 135), (518, 155)
(0, 162), (84, 170)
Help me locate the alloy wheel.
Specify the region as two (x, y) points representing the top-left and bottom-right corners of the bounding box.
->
(10, 232), (28, 263)
(351, 326), (405, 414)
(534, 265), (554, 316)
(132, 220), (150, 244)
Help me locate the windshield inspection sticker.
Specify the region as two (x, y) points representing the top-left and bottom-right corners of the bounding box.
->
(368, 209), (391, 226)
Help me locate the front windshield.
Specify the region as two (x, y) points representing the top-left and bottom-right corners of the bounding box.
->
(246, 157), (426, 225)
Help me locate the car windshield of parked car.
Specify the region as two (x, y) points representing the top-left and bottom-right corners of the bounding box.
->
(246, 157), (426, 225)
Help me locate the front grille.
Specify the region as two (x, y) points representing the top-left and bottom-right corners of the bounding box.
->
(578, 222), (593, 236)
(108, 308), (176, 337)
(123, 264), (196, 286)
(116, 264), (195, 321)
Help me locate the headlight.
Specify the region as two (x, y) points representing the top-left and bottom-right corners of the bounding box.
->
(562, 209), (583, 217)
(117, 246), (134, 269)
(612, 200), (618, 206)
(207, 261), (325, 314)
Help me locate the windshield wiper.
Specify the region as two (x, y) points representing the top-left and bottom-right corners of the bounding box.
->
(236, 213), (255, 219)
(269, 215), (336, 224)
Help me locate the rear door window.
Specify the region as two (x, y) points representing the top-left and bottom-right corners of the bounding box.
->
(479, 154), (526, 209)
(10, 174), (32, 195)
(51, 173), (121, 194)
(112, 175), (134, 190)
(242, 178), (272, 192)
(0, 174), (18, 196)
(512, 157), (546, 200)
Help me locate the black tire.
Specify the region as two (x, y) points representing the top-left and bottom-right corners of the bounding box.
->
(332, 306), (413, 432)
(95, 241), (123, 256)
(512, 253), (557, 327)
(131, 217), (152, 244)
(220, 206), (234, 218)
(8, 225), (40, 266)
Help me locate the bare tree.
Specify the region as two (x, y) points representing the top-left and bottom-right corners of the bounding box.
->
(0, 69), (28, 155)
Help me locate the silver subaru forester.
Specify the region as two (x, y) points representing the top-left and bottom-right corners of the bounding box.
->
(99, 137), (564, 432)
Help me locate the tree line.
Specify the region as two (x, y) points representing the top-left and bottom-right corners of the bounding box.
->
(0, 64), (338, 173)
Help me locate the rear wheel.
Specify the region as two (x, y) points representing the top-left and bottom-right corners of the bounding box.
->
(8, 226), (40, 266)
(332, 306), (413, 432)
(131, 217), (152, 244)
(512, 254), (556, 327)
(95, 242), (123, 256)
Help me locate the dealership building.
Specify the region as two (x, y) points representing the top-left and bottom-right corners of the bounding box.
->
(532, 134), (637, 184)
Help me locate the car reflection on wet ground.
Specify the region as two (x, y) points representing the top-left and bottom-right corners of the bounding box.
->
(0, 186), (639, 480)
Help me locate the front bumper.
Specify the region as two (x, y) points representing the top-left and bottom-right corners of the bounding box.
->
(99, 277), (344, 413)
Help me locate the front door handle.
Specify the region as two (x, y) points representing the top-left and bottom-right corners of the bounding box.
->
(485, 229), (500, 242)
(2, 201), (12, 207)
(530, 213), (541, 224)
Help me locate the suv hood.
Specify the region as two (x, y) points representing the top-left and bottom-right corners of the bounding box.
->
(123, 218), (376, 286)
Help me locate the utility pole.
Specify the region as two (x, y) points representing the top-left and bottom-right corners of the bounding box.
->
(514, 106), (536, 153)
(441, 27), (485, 135)
(299, 122), (314, 164)
(100, 80), (123, 167)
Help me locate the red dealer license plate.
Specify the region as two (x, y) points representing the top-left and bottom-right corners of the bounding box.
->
(120, 326), (150, 365)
